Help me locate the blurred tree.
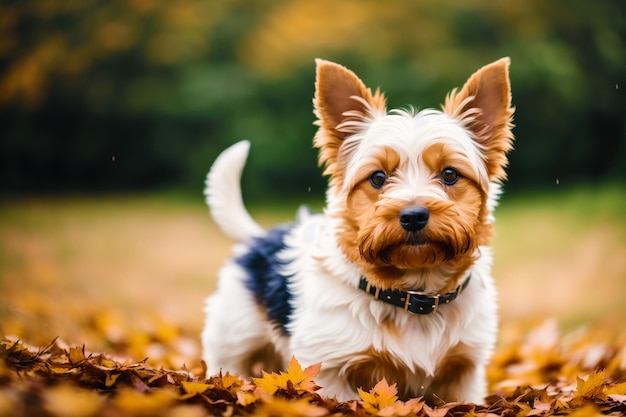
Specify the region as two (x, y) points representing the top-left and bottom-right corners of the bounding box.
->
(0, 0), (624, 198)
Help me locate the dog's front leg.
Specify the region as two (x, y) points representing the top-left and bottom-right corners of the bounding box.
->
(429, 343), (487, 404)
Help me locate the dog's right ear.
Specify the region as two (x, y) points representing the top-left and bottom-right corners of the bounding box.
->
(313, 59), (386, 177)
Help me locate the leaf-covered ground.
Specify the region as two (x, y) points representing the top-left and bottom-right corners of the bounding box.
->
(2, 319), (626, 416)
(1, 190), (625, 416)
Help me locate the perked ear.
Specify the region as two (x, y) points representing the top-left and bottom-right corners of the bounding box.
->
(313, 59), (386, 177)
(443, 57), (515, 183)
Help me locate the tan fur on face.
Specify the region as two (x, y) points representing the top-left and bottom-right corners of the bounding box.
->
(333, 143), (485, 291)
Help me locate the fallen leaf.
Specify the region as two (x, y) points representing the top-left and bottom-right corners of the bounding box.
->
(180, 381), (211, 398)
(253, 356), (321, 395)
(358, 378), (399, 414)
(574, 370), (606, 399)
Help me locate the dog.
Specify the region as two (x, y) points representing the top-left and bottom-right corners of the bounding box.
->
(202, 58), (514, 403)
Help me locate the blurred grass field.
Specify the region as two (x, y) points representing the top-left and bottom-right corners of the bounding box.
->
(1, 184), (625, 367)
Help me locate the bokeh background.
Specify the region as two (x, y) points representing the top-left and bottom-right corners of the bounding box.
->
(1, 0), (625, 366)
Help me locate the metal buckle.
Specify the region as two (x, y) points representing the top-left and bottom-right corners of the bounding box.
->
(431, 295), (440, 314)
(404, 291), (440, 315)
(365, 281), (381, 300)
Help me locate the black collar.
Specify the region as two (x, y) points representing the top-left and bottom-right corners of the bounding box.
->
(358, 275), (471, 315)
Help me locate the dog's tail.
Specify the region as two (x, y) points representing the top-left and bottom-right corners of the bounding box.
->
(204, 140), (265, 242)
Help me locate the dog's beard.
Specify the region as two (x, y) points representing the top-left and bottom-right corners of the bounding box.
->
(359, 218), (474, 268)
(354, 199), (479, 288)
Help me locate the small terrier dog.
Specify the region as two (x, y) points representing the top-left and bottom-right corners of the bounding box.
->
(202, 58), (514, 403)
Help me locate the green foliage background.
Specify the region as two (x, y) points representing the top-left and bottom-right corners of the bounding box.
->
(1, 0), (624, 200)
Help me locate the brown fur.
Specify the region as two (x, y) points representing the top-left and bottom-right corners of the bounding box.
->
(429, 343), (477, 403)
(343, 348), (428, 400)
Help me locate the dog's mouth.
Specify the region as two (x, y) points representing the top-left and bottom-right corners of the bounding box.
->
(405, 231), (427, 246)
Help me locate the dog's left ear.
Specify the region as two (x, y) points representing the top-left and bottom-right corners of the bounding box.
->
(443, 58), (514, 183)
(313, 59), (386, 178)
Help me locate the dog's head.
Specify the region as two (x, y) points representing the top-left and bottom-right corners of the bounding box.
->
(313, 59), (514, 292)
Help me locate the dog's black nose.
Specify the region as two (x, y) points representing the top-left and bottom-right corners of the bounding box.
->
(399, 206), (429, 231)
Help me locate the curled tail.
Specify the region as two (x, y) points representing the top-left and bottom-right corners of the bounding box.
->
(204, 140), (265, 242)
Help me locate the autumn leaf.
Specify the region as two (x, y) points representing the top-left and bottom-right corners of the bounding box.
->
(254, 370), (287, 395)
(358, 378), (399, 414)
(253, 356), (321, 395)
(68, 345), (86, 365)
(285, 356), (322, 393)
(574, 370), (606, 399)
(180, 381), (211, 398)
(237, 390), (259, 406)
(604, 380), (626, 396)
(378, 397), (424, 417)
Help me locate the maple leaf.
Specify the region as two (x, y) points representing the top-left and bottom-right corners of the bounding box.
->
(358, 378), (399, 414)
(574, 370), (607, 399)
(604, 381), (626, 396)
(285, 356), (322, 393)
(180, 381), (211, 398)
(253, 356), (321, 395)
(377, 397), (424, 417)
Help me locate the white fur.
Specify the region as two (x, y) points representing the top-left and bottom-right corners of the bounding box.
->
(202, 135), (499, 402)
(204, 140), (264, 242)
(341, 109), (489, 196)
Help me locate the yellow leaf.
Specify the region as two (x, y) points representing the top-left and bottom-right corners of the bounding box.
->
(566, 404), (603, 417)
(575, 370), (606, 398)
(180, 381), (211, 397)
(68, 346), (86, 364)
(236, 390), (258, 406)
(358, 378), (399, 414)
(105, 372), (121, 387)
(378, 397), (424, 417)
(604, 381), (626, 396)
(285, 356), (322, 393)
(220, 371), (246, 395)
(253, 371), (283, 395)
(252, 356), (321, 395)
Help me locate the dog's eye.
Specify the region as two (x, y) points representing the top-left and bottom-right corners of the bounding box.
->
(441, 167), (460, 186)
(369, 171), (387, 189)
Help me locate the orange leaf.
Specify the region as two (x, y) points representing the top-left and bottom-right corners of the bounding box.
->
(180, 381), (211, 398)
(604, 381), (626, 396)
(358, 378), (399, 414)
(253, 356), (321, 395)
(378, 397), (424, 417)
(285, 356), (322, 393)
(68, 346), (86, 365)
(574, 370), (606, 399)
